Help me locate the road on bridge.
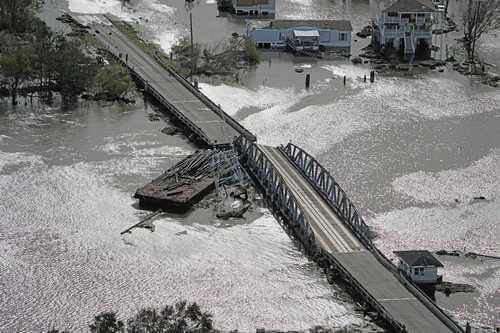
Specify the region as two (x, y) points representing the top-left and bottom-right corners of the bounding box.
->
(259, 145), (456, 333)
(85, 15), (241, 146)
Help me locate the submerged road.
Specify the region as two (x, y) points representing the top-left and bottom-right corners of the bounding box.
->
(82, 14), (248, 146)
(259, 145), (457, 333)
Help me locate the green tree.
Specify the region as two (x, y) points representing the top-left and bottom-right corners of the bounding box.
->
(0, 0), (42, 32)
(127, 301), (213, 333)
(0, 45), (35, 104)
(50, 37), (96, 102)
(90, 312), (125, 333)
(95, 64), (134, 100)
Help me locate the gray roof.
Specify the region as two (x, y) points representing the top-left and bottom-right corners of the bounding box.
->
(384, 0), (435, 12)
(235, 0), (270, 6)
(394, 250), (444, 267)
(270, 20), (353, 32)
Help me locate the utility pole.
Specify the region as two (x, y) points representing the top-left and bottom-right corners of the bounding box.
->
(190, 11), (194, 77)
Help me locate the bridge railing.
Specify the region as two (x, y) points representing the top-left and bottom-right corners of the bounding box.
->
(234, 137), (314, 246)
(155, 55), (257, 144)
(281, 142), (465, 333)
(280, 143), (373, 248)
(236, 138), (407, 333)
(98, 39), (214, 146)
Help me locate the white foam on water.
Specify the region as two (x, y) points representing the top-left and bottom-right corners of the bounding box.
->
(0, 151), (44, 173)
(67, 0), (180, 52)
(369, 151), (500, 314)
(244, 98), (371, 153)
(155, 30), (181, 53)
(68, 0), (127, 15)
(393, 149), (500, 204)
(198, 83), (308, 116)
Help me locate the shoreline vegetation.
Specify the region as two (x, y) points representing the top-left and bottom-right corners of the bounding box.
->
(109, 18), (259, 82)
(0, 1), (135, 107)
(46, 301), (375, 333)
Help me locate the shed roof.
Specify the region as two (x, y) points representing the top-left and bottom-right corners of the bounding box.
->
(270, 20), (353, 31)
(384, 0), (435, 12)
(394, 250), (444, 267)
(235, 0), (270, 6)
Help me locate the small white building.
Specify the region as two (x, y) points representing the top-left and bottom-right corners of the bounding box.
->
(394, 250), (443, 284)
(372, 0), (436, 59)
(247, 20), (352, 52)
(232, 0), (276, 19)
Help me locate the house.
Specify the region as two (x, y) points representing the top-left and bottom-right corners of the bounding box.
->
(394, 250), (443, 284)
(230, 0), (276, 19)
(247, 20), (352, 53)
(372, 0), (436, 59)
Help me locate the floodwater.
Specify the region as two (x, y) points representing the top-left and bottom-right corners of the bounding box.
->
(1, 0), (499, 332)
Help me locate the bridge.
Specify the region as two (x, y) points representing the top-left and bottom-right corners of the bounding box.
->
(79, 14), (255, 147)
(235, 138), (466, 333)
(74, 14), (466, 332)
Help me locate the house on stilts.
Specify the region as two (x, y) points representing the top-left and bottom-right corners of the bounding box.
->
(372, 0), (436, 60)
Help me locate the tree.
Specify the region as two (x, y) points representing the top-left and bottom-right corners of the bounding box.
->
(90, 312), (125, 333)
(462, 0), (500, 61)
(127, 301), (213, 333)
(95, 64), (134, 100)
(0, 45), (35, 104)
(0, 0), (42, 32)
(49, 37), (96, 102)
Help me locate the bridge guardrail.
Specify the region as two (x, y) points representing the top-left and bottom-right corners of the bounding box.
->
(371, 247), (466, 333)
(97, 36), (214, 146)
(280, 143), (373, 248)
(152, 54), (257, 144)
(236, 137), (407, 333)
(234, 137), (314, 246)
(281, 142), (465, 333)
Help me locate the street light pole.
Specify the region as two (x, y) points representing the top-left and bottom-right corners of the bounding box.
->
(190, 11), (194, 77)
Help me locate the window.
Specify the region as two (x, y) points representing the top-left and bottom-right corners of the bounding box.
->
(339, 32), (346, 41)
(413, 267), (425, 276)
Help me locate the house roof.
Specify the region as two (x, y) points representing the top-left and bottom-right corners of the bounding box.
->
(394, 250), (444, 267)
(270, 20), (353, 32)
(384, 0), (435, 13)
(293, 29), (320, 37)
(235, 0), (270, 6)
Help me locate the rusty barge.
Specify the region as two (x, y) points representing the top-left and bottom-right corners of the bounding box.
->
(134, 150), (217, 210)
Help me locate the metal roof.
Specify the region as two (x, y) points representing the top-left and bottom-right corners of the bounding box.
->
(394, 250), (444, 267)
(293, 29), (320, 37)
(270, 20), (353, 32)
(384, 0), (435, 12)
(235, 0), (270, 6)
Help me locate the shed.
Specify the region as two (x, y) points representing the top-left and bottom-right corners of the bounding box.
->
(394, 250), (443, 284)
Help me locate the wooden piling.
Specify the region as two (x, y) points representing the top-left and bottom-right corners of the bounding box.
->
(305, 74), (310, 89)
(370, 71), (375, 83)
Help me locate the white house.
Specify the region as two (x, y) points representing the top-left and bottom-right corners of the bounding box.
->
(372, 0), (436, 59)
(232, 0), (275, 19)
(394, 250), (444, 284)
(247, 20), (352, 53)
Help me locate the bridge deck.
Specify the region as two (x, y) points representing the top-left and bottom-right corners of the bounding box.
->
(87, 15), (239, 145)
(259, 145), (454, 333)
